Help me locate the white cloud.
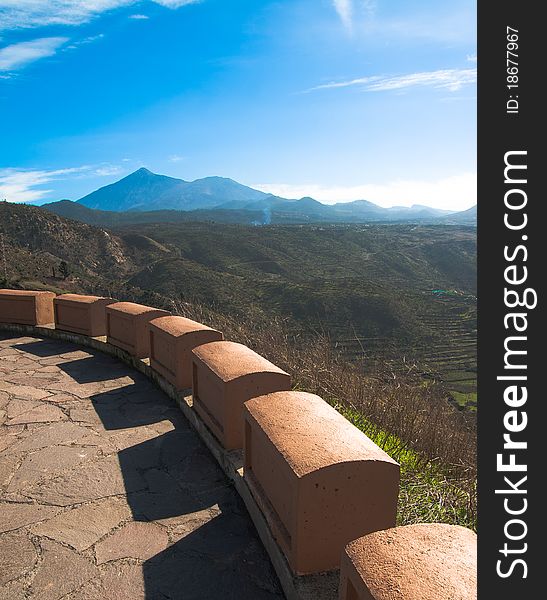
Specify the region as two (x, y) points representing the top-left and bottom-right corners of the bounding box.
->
(154, 0), (198, 6)
(333, 0), (353, 30)
(129, 14), (149, 19)
(466, 53), (477, 63)
(0, 1), (199, 31)
(0, 164), (123, 203)
(307, 68), (477, 94)
(64, 33), (105, 50)
(94, 165), (122, 176)
(252, 173), (477, 212)
(0, 167), (88, 203)
(0, 37), (68, 71)
(168, 154), (185, 163)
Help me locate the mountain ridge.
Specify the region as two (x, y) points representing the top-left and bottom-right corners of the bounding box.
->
(72, 168), (474, 224)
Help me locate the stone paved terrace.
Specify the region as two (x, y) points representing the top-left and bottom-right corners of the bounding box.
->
(0, 333), (284, 600)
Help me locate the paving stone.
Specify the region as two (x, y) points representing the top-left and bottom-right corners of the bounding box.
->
(170, 506), (221, 541)
(7, 445), (100, 492)
(7, 403), (67, 425)
(32, 496), (132, 551)
(63, 579), (108, 600)
(0, 502), (59, 533)
(14, 422), (99, 451)
(0, 452), (22, 488)
(0, 384), (51, 401)
(30, 539), (98, 600)
(147, 419), (175, 435)
(38, 356), (70, 366)
(69, 407), (105, 425)
(0, 391), (9, 410)
(0, 529), (37, 584)
(106, 427), (160, 452)
(0, 579), (27, 600)
(45, 381), (113, 399)
(25, 455), (146, 506)
(0, 424), (25, 442)
(97, 562), (146, 600)
(0, 348), (19, 356)
(5, 375), (61, 387)
(36, 365), (62, 373)
(95, 521), (169, 564)
(59, 350), (94, 360)
(45, 393), (80, 405)
(6, 399), (41, 418)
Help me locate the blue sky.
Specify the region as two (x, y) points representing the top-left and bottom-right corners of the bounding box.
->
(0, 0), (476, 210)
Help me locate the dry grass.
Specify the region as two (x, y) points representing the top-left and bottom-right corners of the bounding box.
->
(170, 299), (476, 530)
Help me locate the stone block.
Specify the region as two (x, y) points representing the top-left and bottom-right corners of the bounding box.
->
(192, 341), (290, 450)
(244, 391), (400, 575)
(149, 315), (223, 390)
(0, 289), (55, 325)
(54, 294), (115, 337)
(106, 302), (169, 358)
(339, 524), (477, 600)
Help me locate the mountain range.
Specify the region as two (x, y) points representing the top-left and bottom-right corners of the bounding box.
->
(42, 168), (476, 225)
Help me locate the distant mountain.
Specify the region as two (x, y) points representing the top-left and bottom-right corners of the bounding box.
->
(78, 167), (269, 212)
(44, 198), (476, 227)
(53, 167), (474, 225)
(438, 204), (477, 224)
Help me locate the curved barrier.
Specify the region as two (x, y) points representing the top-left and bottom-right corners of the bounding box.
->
(0, 290), (477, 600)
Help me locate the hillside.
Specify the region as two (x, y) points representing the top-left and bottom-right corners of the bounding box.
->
(1, 202), (476, 406)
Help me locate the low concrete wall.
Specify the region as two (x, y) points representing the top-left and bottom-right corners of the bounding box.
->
(0, 290), (477, 600)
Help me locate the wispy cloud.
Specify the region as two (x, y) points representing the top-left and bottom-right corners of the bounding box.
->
(0, 165), (124, 203)
(0, 37), (68, 72)
(306, 68), (477, 94)
(252, 173), (477, 212)
(466, 53), (477, 63)
(129, 14), (150, 20)
(94, 165), (123, 177)
(0, 1), (199, 31)
(333, 0), (353, 30)
(0, 167), (86, 203)
(63, 33), (105, 51)
(168, 154), (185, 163)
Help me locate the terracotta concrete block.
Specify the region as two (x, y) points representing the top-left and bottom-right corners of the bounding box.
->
(339, 524), (477, 600)
(54, 294), (115, 337)
(243, 391), (400, 575)
(149, 315), (223, 390)
(106, 302), (170, 358)
(192, 341), (290, 450)
(0, 289), (55, 325)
